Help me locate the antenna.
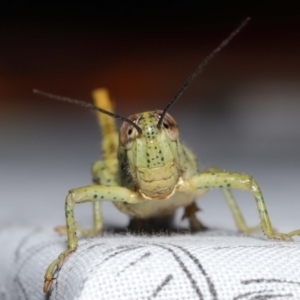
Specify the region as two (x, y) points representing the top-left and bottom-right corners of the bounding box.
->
(157, 17), (251, 129)
(33, 89), (143, 134)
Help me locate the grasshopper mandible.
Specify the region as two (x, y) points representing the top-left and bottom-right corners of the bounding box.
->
(35, 17), (300, 293)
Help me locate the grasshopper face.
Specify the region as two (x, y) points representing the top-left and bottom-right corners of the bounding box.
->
(119, 110), (182, 200)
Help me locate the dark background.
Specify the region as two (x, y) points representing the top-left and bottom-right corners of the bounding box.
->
(1, 1), (300, 232)
(1, 1), (299, 111)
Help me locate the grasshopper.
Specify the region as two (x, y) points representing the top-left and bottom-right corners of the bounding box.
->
(35, 18), (300, 293)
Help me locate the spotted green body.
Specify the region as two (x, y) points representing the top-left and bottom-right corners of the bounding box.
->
(114, 110), (200, 217)
(43, 89), (300, 292)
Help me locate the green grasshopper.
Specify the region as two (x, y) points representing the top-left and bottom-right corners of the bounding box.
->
(35, 18), (300, 293)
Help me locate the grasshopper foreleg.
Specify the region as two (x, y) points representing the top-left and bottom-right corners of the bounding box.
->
(43, 185), (143, 292)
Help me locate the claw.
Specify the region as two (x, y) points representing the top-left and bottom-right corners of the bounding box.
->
(269, 233), (294, 241)
(43, 277), (52, 293)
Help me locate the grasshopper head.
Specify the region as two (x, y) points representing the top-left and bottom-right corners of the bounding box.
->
(34, 18), (250, 201)
(119, 110), (182, 200)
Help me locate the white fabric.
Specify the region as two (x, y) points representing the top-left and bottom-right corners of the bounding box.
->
(1, 226), (300, 300)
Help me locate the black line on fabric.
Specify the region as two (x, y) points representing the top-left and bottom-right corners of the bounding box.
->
(249, 293), (293, 300)
(170, 244), (218, 300)
(214, 244), (296, 250)
(54, 265), (66, 300)
(75, 246), (144, 299)
(117, 251), (151, 275)
(153, 244), (203, 299)
(102, 246), (143, 263)
(148, 274), (173, 299)
(47, 267), (60, 299)
(45, 290), (52, 300)
(233, 290), (276, 300)
(241, 278), (300, 286)
(82, 242), (105, 253)
(116, 244), (140, 249)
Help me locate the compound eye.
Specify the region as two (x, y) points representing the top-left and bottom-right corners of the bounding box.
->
(119, 114), (139, 149)
(127, 128), (133, 136)
(163, 122), (169, 129)
(154, 110), (179, 141)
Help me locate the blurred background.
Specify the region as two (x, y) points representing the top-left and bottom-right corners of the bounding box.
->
(0, 1), (300, 233)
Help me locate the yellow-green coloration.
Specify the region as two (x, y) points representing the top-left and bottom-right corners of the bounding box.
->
(43, 89), (300, 293)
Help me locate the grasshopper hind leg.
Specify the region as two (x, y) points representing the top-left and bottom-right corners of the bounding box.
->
(182, 202), (208, 232)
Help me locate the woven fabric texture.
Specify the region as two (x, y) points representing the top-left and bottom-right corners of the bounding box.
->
(1, 226), (300, 300)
